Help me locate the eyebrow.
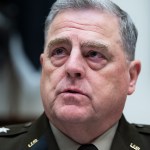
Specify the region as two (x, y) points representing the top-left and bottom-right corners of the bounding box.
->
(47, 38), (110, 57)
(81, 41), (109, 52)
(47, 37), (72, 48)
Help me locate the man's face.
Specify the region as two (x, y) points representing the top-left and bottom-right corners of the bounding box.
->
(40, 9), (140, 128)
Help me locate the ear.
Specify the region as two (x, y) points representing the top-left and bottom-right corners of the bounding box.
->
(128, 60), (141, 95)
(40, 53), (44, 67)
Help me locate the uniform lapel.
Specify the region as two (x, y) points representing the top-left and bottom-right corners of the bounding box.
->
(20, 113), (59, 150)
(20, 113), (147, 150)
(111, 115), (146, 150)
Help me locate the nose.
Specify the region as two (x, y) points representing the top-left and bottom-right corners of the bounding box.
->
(65, 50), (85, 79)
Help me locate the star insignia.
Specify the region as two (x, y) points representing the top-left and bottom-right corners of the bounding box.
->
(0, 127), (10, 133)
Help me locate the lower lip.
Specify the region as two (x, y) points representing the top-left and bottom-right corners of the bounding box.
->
(60, 93), (89, 104)
(59, 92), (88, 99)
(56, 92), (92, 109)
(61, 92), (85, 96)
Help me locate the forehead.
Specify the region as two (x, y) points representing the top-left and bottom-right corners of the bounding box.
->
(45, 8), (121, 48)
(49, 8), (119, 32)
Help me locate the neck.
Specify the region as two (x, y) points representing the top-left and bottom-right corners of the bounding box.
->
(51, 120), (116, 144)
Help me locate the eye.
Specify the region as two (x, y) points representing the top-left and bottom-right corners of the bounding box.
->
(87, 51), (99, 57)
(51, 48), (68, 58)
(86, 50), (105, 61)
(84, 50), (108, 70)
(48, 47), (69, 67)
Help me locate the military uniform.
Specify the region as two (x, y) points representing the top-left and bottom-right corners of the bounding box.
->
(0, 113), (150, 150)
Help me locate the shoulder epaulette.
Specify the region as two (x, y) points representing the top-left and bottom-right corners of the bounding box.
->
(0, 122), (32, 137)
(133, 123), (150, 134)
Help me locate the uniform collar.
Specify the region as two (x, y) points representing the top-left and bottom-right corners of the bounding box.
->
(20, 113), (148, 150)
(20, 113), (59, 150)
(51, 121), (118, 150)
(111, 115), (146, 150)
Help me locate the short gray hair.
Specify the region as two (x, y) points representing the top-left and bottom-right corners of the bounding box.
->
(45, 0), (138, 61)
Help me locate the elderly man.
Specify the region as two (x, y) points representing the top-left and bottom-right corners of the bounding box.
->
(0, 0), (150, 150)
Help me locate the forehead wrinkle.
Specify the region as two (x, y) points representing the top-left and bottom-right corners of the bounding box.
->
(50, 16), (107, 36)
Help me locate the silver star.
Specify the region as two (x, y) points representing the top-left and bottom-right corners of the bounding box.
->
(0, 127), (10, 133)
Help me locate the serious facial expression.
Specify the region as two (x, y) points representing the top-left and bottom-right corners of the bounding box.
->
(40, 9), (133, 127)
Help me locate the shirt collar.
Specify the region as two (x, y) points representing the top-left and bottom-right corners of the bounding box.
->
(51, 123), (118, 150)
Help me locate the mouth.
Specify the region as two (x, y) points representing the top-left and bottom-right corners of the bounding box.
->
(66, 90), (80, 94)
(59, 88), (87, 96)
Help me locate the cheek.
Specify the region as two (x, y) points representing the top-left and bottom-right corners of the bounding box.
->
(40, 68), (61, 116)
(90, 64), (129, 106)
(42, 60), (61, 85)
(40, 61), (65, 100)
(103, 62), (129, 87)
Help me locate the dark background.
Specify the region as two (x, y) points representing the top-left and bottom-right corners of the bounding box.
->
(0, 0), (56, 125)
(0, 0), (56, 70)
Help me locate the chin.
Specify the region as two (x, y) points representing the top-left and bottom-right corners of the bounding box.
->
(54, 105), (90, 123)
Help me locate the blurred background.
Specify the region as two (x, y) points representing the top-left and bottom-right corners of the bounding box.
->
(0, 0), (150, 125)
(0, 0), (55, 125)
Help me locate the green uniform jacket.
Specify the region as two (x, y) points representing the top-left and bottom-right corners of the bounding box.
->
(0, 113), (150, 150)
